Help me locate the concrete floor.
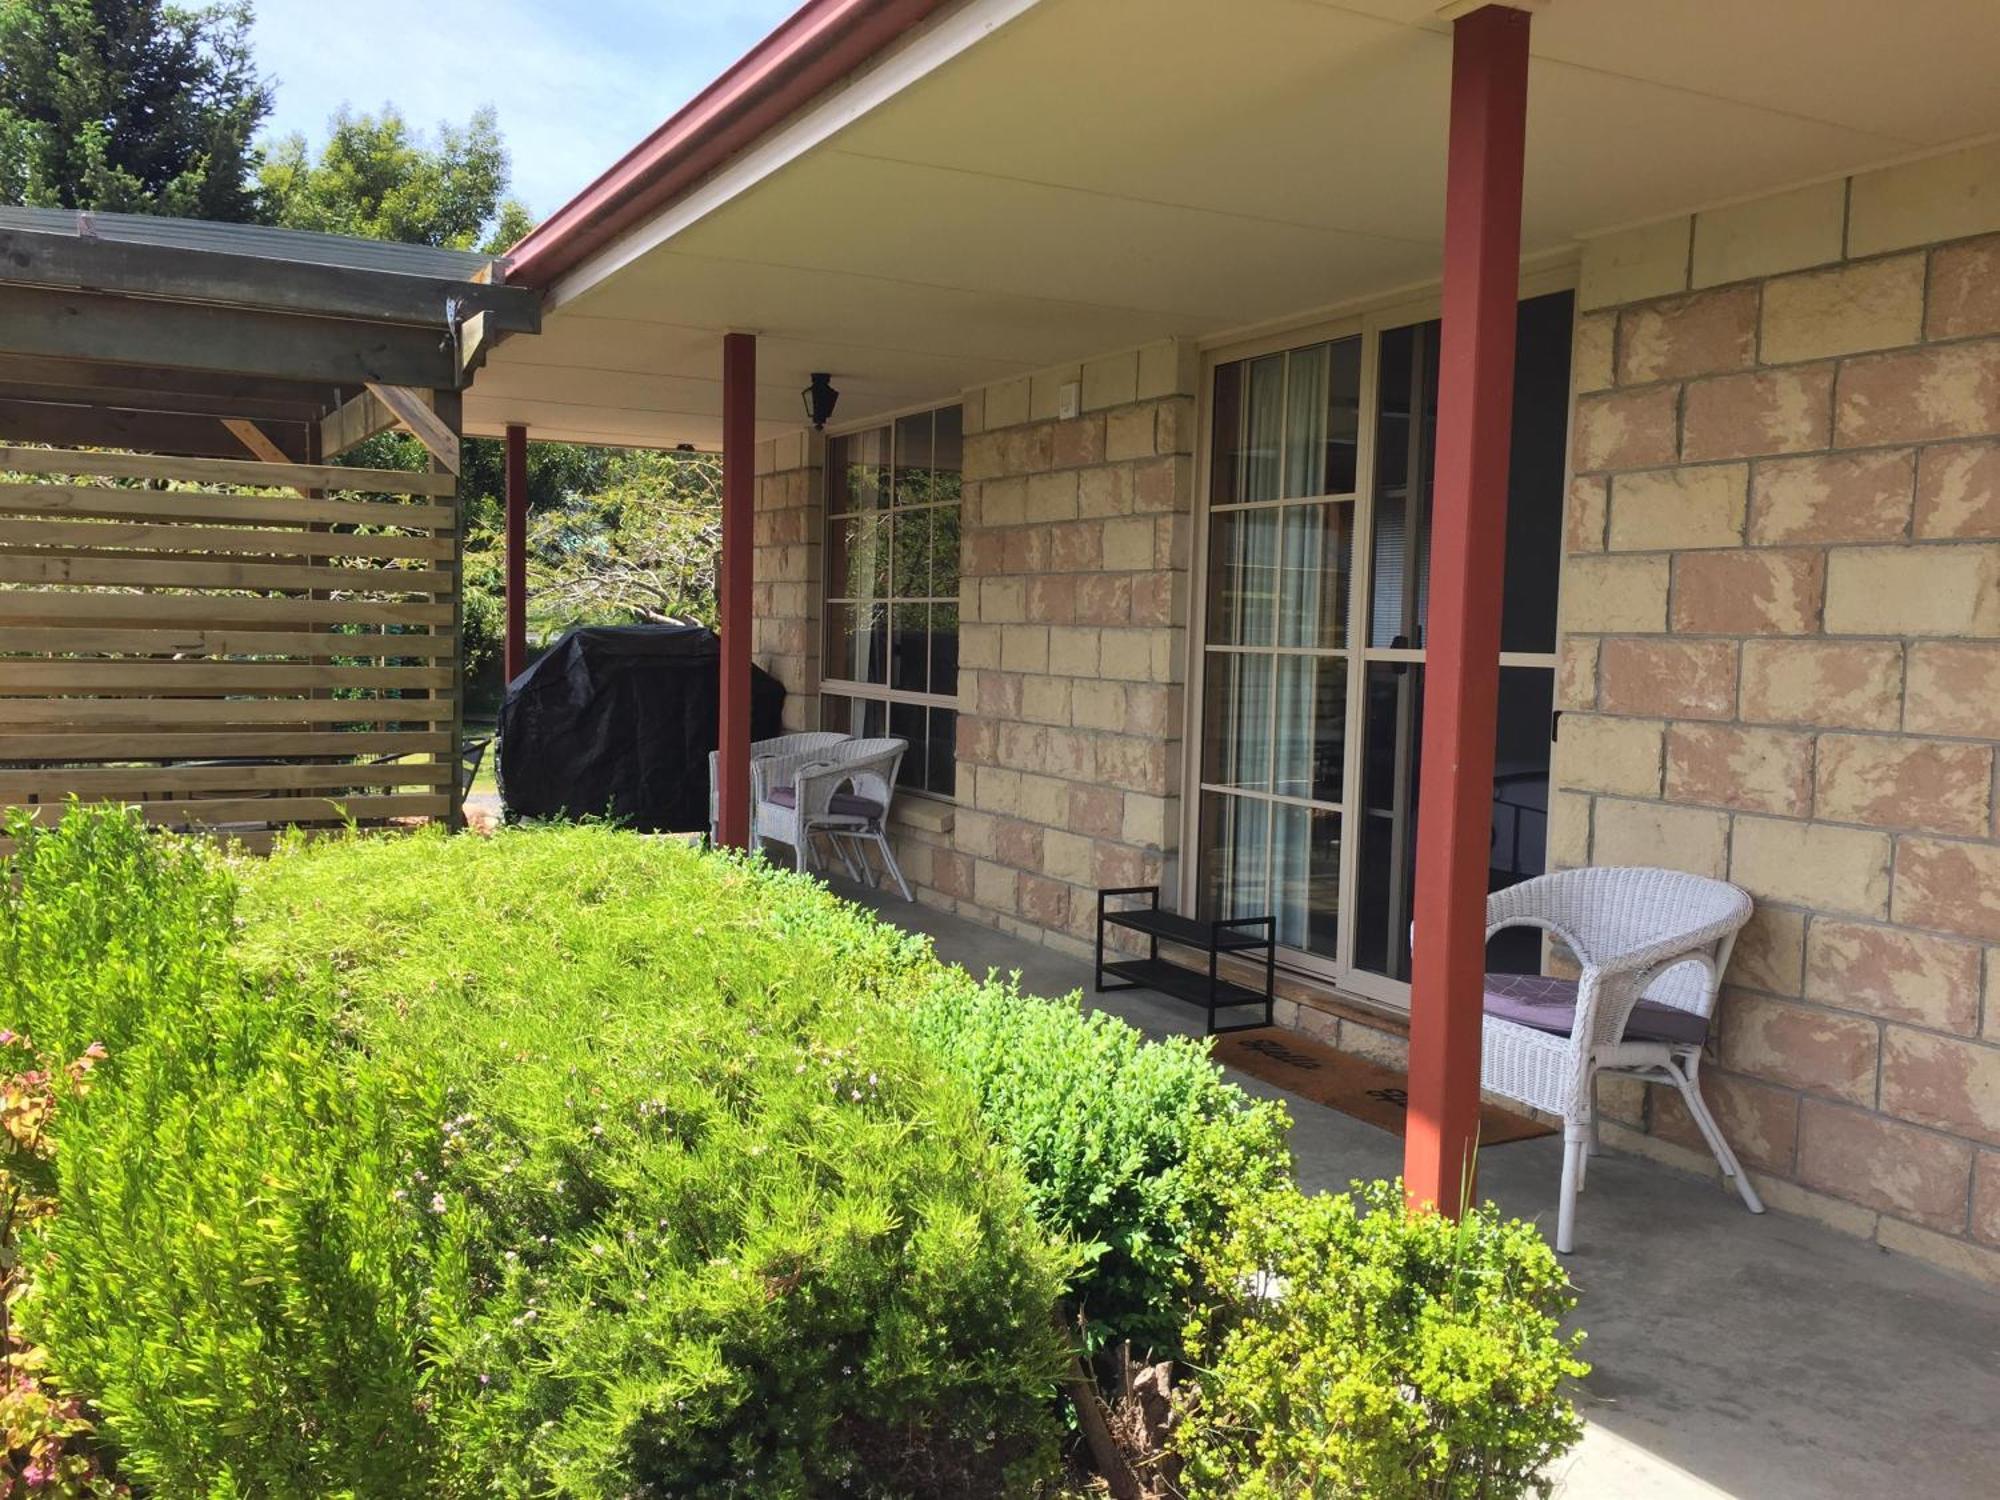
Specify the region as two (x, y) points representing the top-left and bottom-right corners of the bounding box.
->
(830, 879), (2000, 1500)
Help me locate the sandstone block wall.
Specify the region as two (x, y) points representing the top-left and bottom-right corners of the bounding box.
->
(1558, 145), (2000, 1287)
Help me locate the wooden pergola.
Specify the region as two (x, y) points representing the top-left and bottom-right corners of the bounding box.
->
(0, 207), (539, 845)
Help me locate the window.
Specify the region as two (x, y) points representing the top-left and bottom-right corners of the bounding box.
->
(1198, 337), (1362, 960)
(1194, 291), (1574, 999)
(822, 404), (961, 796)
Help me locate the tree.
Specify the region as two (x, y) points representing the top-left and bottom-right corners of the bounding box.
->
(341, 435), (717, 709)
(526, 450), (722, 630)
(0, 0), (270, 219)
(260, 103), (530, 252)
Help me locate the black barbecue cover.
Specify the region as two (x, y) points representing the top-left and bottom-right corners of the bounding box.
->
(497, 624), (784, 832)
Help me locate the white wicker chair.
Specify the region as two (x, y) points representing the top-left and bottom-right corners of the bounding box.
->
(1480, 866), (1762, 1253)
(707, 732), (847, 844)
(756, 736), (912, 901)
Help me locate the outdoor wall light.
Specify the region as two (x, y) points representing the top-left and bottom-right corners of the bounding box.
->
(802, 372), (839, 429)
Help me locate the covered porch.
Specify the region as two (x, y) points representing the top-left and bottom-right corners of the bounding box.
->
(488, 0), (2000, 1321)
(834, 874), (2000, 1500)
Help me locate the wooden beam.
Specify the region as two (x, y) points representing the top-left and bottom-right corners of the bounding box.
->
(0, 763), (453, 798)
(0, 354), (342, 413)
(0, 554), (452, 594)
(224, 418), (291, 465)
(504, 423), (528, 682)
(0, 283), (460, 389)
(0, 399), (310, 460)
(0, 698), (457, 727)
(0, 482), (454, 530)
(0, 728), (450, 761)
(717, 332), (755, 849)
(0, 378), (330, 424)
(365, 383), (460, 473)
(0, 227), (540, 333)
(1404, 2), (1532, 1225)
(0, 591), (453, 629)
(0, 624), (455, 658)
(318, 386), (397, 459)
(0, 444), (458, 496)
(0, 517), (454, 561)
(223, 417), (313, 497)
(458, 309), (495, 382)
(0, 661), (453, 692)
(0, 795), (452, 829)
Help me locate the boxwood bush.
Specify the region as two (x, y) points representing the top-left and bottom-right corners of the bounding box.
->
(1175, 1179), (1588, 1499)
(906, 976), (1292, 1358)
(11, 813), (1076, 1498)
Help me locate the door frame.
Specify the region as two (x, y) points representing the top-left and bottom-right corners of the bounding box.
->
(1179, 266), (1580, 1010)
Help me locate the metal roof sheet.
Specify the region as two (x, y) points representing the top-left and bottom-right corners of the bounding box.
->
(0, 205), (499, 281)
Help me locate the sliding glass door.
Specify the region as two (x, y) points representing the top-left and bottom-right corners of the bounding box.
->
(1198, 336), (1361, 960)
(1194, 289), (1574, 1004)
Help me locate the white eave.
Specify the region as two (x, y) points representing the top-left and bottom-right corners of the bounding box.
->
(470, 0), (2000, 449)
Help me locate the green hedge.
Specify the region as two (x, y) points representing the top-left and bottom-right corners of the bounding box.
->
(1176, 1180), (1588, 1499)
(11, 814), (1075, 1497)
(6, 810), (1584, 1498)
(906, 976), (1292, 1357)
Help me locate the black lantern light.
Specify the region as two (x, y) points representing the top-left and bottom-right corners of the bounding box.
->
(802, 372), (839, 430)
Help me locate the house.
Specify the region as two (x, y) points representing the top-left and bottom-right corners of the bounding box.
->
(474, 0), (2000, 1287)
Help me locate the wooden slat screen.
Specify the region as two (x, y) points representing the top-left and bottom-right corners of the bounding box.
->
(0, 445), (460, 840)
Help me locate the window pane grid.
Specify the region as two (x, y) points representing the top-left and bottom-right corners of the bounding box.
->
(1199, 333), (1362, 963)
(824, 405), (962, 796)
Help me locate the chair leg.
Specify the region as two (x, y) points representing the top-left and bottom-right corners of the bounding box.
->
(1556, 1123), (1587, 1255)
(1588, 1072), (1605, 1157)
(872, 829), (913, 902)
(1673, 1054), (1765, 1217)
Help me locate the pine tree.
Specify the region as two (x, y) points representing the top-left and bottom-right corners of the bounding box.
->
(0, 0), (272, 220)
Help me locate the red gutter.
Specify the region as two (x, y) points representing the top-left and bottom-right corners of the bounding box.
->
(506, 0), (947, 290)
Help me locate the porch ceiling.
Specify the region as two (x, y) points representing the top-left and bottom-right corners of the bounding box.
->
(471, 0), (2000, 449)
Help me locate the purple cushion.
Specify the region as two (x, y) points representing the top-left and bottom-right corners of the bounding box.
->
(1483, 971), (1708, 1047)
(764, 785), (884, 821)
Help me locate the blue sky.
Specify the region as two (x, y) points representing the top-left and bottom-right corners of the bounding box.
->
(249, 0), (800, 223)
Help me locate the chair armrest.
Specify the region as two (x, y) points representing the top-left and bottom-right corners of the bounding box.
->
(833, 748), (901, 810)
(792, 761), (850, 820)
(1483, 910), (1596, 968)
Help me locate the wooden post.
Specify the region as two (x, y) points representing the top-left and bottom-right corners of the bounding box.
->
(1404, 2), (1532, 1216)
(504, 423), (529, 684)
(434, 389), (468, 831)
(717, 332), (756, 850)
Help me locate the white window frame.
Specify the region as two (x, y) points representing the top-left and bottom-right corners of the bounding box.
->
(1181, 267), (1580, 1010)
(819, 401), (965, 801)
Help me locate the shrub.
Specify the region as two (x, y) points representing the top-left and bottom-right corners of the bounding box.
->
(9, 808), (440, 1494)
(0, 805), (240, 1067)
(1174, 1180), (1588, 1500)
(12, 813), (1076, 1496)
(231, 826), (1075, 1497)
(907, 976), (1291, 1358)
(0, 1031), (123, 1498)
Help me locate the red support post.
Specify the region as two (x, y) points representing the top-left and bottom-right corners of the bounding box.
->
(1404, 3), (1532, 1216)
(503, 423), (529, 685)
(717, 332), (757, 850)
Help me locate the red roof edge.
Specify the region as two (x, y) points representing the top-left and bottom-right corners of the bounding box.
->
(505, 0), (948, 291)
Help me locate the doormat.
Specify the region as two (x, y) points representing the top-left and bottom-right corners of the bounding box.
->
(1211, 1029), (1554, 1147)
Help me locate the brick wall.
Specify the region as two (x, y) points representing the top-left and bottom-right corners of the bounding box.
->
(941, 341), (1200, 961)
(751, 430), (823, 732)
(1556, 143), (2000, 1289)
